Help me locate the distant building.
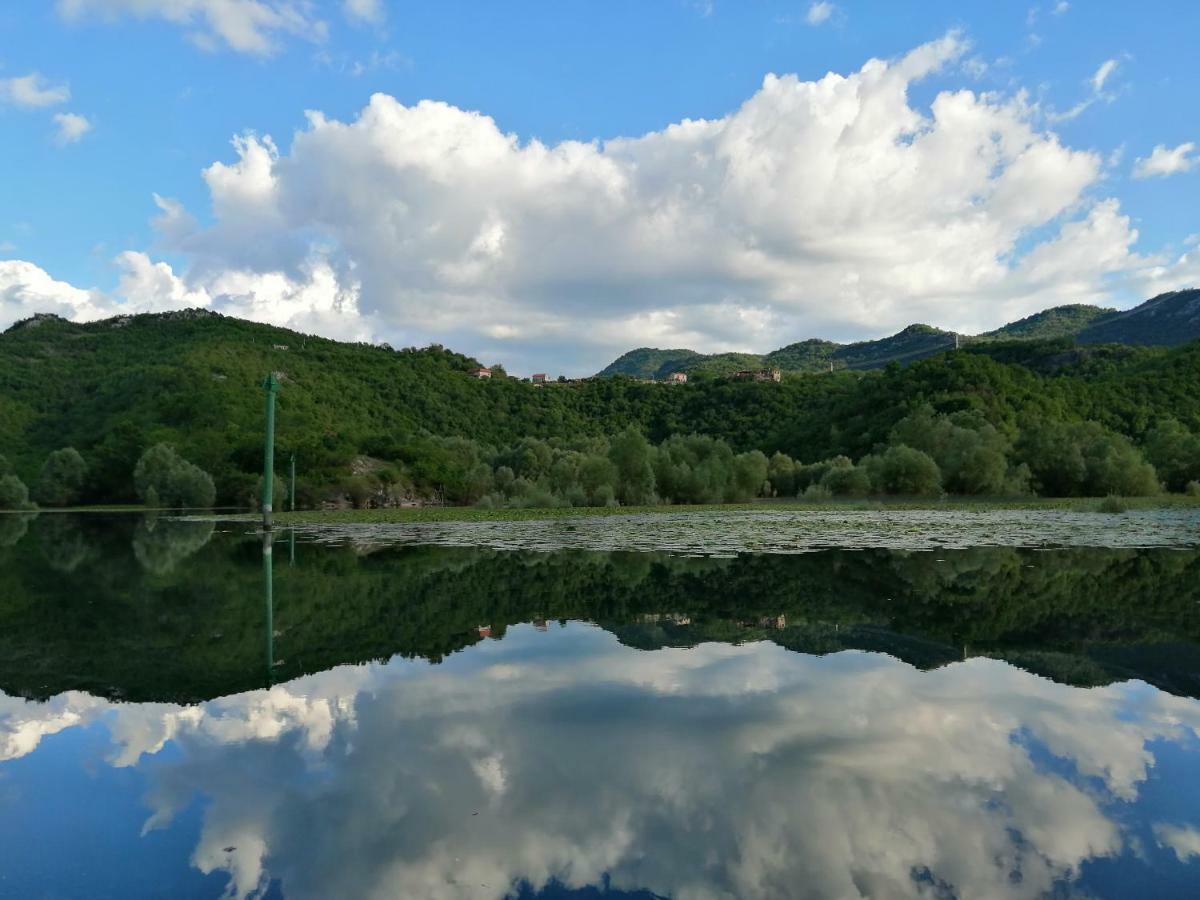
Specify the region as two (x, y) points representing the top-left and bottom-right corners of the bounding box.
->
(468, 366), (492, 379)
(666, 372), (688, 384)
(273, 344), (289, 351)
(477, 625), (492, 638)
(732, 368), (782, 383)
(531, 373), (547, 384)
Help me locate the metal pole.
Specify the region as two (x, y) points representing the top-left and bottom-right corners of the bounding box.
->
(263, 529), (274, 685)
(289, 453), (296, 512)
(262, 374), (279, 530)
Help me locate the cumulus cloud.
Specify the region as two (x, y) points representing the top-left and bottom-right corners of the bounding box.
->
(0, 73), (70, 108)
(52, 112), (93, 145)
(0, 259), (112, 328)
(1133, 142), (1198, 179)
(805, 1), (835, 25)
(8, 33), (1198, 373)
(1154, 823), (1200, 862)
(4, 630), (1200, 899)
(56, 0), (328, 55)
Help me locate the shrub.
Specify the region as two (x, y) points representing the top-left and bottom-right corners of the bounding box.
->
(1098, 495), (1128, 514)
(801, 483), (833, 502)
(1187, 481), (1200, 497)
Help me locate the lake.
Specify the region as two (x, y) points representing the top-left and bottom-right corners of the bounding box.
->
(2, 511), (1200, 898)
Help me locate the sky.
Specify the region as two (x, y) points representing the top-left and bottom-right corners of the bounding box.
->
(0, 0), (1198, 376)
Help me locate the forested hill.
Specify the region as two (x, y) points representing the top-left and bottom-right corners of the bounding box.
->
(598, 290), (1200, 379)
(3, 307), (1200, 506)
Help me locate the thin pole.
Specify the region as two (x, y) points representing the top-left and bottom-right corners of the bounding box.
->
(289, 453), (296, 512)
(263, 529), (274, 685)
(262, 374), (279, 530)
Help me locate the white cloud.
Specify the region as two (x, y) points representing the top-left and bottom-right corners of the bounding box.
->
(7, 33), (1197, 374)
(1133, 142), (1197, 179)
(0, 73), (70, 108)
(1091, 58), (1118, 93)
(56, 0), (328, 55)
(1053, 1), (1070, 14)
(0, 260), (111, 329)
(1047, 58), (1123, 124)
(343, 0), (383, 24)
(1154, 824), (1200, 862)
(806, 1), (835, 25)
(52, 112), (93, 145)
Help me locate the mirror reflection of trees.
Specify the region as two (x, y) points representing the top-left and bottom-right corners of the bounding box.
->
(36, 515), (94, 573)
(0, 512), (36, 548)
(0, 515), (1198, 702)
(132, 516), (216, 575)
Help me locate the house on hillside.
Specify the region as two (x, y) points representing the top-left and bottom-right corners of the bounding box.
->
(666, 372), (688, 384)
(532, 373), (547, 384)
(468, 366), (492, 379)
(732, 368), (782, 383)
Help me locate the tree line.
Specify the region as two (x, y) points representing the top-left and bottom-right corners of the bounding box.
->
(3, 404), (1198, 510)
(0, 444), (215, 511)
(4, 313), (1200, 508)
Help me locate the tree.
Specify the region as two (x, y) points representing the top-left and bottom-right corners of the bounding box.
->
(821, 463), (872, 497)
(865, 445), (943, 496)
(0, 473), (35, 510)
(134, 444), (217, 509)
(1017, 420), (1159, 497)
(609, 429), (656, 506)
(35, 448), (87, 507)
(1143, 419), (1200, 492)
(767, 452), (797, 497)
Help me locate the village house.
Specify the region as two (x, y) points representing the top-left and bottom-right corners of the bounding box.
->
(468, 366), (492, 379)
(666, 372), (688, 384)
(531, 373), (547, 384)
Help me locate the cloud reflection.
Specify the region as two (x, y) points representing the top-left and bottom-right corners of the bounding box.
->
(3, 625), (1200, 899)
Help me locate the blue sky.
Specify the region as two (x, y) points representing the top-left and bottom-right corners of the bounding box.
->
(1, 1), (1197, 374)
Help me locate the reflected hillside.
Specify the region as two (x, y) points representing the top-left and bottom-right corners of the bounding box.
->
(1, 515), (1199, 703)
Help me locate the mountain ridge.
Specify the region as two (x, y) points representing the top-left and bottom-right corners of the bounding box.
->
(597, 291), (1198, 379)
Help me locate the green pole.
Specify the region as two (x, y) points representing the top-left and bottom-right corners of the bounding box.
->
(262, 373), (279, 530)
(289, 453), (296, 512)
(263, 530), (274, 685)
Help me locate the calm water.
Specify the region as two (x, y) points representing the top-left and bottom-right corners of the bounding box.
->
(2, 513), (1200, 899)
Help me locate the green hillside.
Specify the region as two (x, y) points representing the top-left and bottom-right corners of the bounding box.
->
(980, 304), (1115, 341)
(598, 292), (1200, 380)
(1079, 289), (1200, 346)
(596, 347), (704, 379)
(3, 307), (1200, 507)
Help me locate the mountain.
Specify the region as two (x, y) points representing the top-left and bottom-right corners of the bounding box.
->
(1078, 289), (1200, 346)
(597, 291), (1200, 378)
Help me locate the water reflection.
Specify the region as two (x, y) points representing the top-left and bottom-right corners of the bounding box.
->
(132, 514), (216, 575)
(1, 516), (1200, 702)
(2, 515), (1200, 897)
(2, 627), (1199, 898)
